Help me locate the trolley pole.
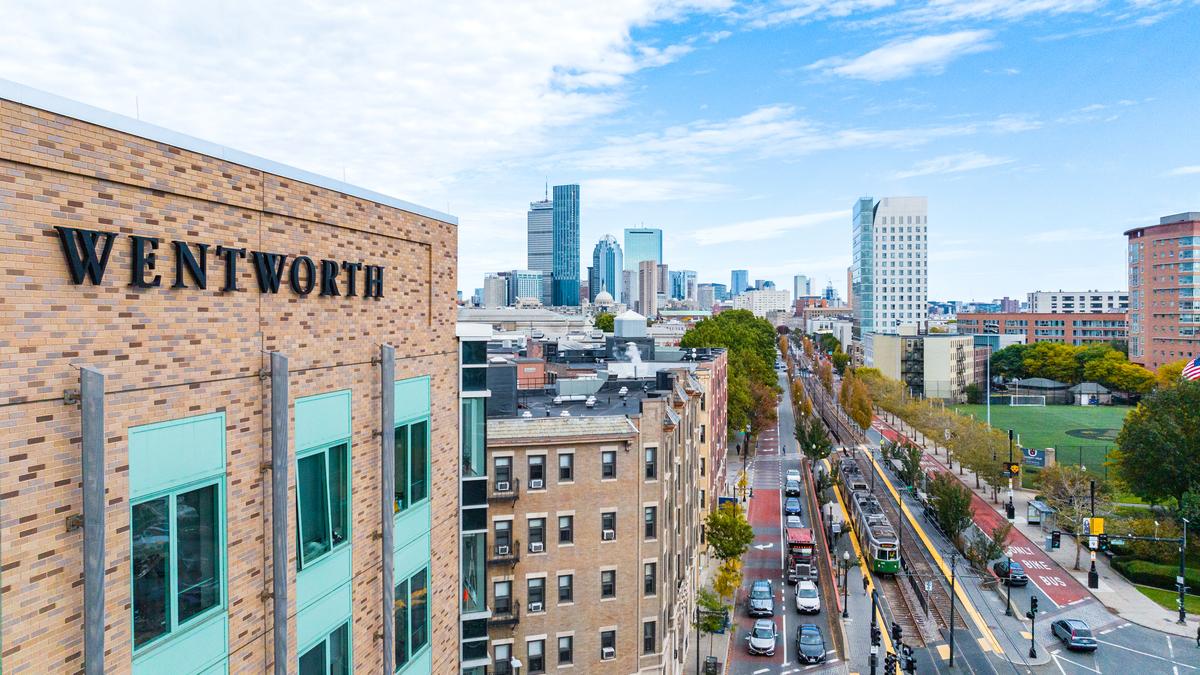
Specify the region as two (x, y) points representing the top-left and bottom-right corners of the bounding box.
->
(949, 554), (957, 668)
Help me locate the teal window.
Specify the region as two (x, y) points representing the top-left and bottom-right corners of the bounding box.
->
(299, 622), (350, 675)
(131, 480), (223, 649)
(462, 398), (486, 478)
(297, 442), (349, 569)
(395, 566), (430, 670)
(394, 420), (430, 513)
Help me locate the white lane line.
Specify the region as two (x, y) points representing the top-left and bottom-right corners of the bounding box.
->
(1095, 639), (1199, 669)
(1052, 652), (1101, 673)
(1050, 653), (1069, 675)
(1169, 633), (1175, 659)
(753, 669), (769, 674)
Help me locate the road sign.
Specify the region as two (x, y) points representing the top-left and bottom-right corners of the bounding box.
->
(1002, 461), (1020, 477)
(1088, 536), (1098, 550)
(924, 580), (933, 593)
(1089, 517), (1105, 535)
(1022, 447), (1046, 467)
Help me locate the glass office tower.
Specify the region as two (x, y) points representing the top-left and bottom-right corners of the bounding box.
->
(551, 184), (580, 306)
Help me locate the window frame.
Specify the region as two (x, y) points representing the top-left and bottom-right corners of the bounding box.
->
(527, 577), (546, 609)
(394, 566), (430, 670)
(644, 446), (657, 480)
(297, 439), (351, 570)
(643, 562), (657, 596)
(298, 620), (351, 674)
(393, 417), (431, 514)
(558, 573), (574, 603)
(558, 635), (573, 664)
(601, 450), (617, 479)
(643, 620), (656, 655)
(644, 506), (657, 540)
(527, 638), (546, 674)
(528, 454), (546, 487)
(558, 514), (574, 544)
(600, 569), (616, 599)
(558, 452), (574, 482)
(130, 475), (226, 653)
(601, 511), (616, 539)
(600, 630), (616, 660)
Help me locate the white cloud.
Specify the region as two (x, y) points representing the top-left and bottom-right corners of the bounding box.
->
(1166, 165), (1200, 176)
(0, 0), (728, 201)
(891, 152), (1014, 179)
(741, 0), (896, 27)
(1027, 228), (1121, 243)
(691, 210), (849, 245)
(808, 30), (998, 81)
(583, 177), (733, 206)
(565, 105), (1039, 170)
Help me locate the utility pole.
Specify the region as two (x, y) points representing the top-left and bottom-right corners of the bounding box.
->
(1181, 518), (1190, 625)
(1006, 429), (1016, 520)
(986, 347), (991, 428)
(1088, 480), (1099, 589)
(869, 588), (881, 675)
(1005, 554), (1013, 616)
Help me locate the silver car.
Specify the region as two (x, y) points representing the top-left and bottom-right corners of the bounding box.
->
(746, 619), (778, 656)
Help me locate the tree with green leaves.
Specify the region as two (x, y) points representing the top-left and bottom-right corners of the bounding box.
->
(705, 501), (755, 561)
(897, 442), (924, 489)
(831, 350), (850, 375)
(1023, 342), (1082, 384)
(796, 415), (832, 462)
(695, 587), (729, 659)
(1038, 465), (1111, 569)
(990, 344), (1030, 379)
(966, 521), (1012, 572)
(593, 312), (614, 332)
(928, 472), (974, 548)
(1114, 381), (1200, 508)
(681, 309), (780, 436)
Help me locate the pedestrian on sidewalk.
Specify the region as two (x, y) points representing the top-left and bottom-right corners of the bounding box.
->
(1194, 623), (1199, 648)
(862, 572), (869, 596)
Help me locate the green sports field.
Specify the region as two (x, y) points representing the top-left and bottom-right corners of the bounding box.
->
(952, 403), (1132, 481)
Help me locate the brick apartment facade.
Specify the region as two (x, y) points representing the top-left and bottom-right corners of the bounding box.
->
(0, 84), (458, 673)
(695, 351), (728, 518)
(956, 312), (1127, 346)
(483, 370), (705, 675)
(1126, 213), (1200, 371)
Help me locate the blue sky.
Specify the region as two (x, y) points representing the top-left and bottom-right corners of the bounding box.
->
(3, 0), (1198, 300)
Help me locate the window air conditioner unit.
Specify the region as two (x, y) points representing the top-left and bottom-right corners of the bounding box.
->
(496, 481), (511, 492)
(602, 647), (616, 660)
(529, 479), (544, 489)
(530, 542), (545, 552)
(528, 602), (543, 613)
(602, 529), (616, 541)
(496, 545), (510, 556)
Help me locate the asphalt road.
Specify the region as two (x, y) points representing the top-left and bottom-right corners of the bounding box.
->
(725, 370), (845, 675)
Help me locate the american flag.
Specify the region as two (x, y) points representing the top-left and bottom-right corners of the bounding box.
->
(1184, 356), (1200, 381)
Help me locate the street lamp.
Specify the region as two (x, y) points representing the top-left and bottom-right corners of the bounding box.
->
(842, 550), (850, 618)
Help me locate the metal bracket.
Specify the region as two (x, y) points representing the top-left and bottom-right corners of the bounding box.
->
(370, 529), (383, 541)
(259, 589), (274, 601)
(259, 461), (273, 474)
(63, 389), (80, 406)
(65, 514), (83, 532)
(258, 369), (270, 380)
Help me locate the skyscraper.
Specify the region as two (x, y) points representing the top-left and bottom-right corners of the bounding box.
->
(852, 196), (928, 342)
(670, 270), (685, 300)
(711, 283), (728, 302)
(793, 275), (810, 299)
(639, 259), (659, 317)
(730, 270), (749, 296)
(590, 235), (623, 302)
(527, 191), (553, 304)
(508, 270), (543, 305)
(552, 184), (580, 306)
(697, 283), (715, 309)
(624, 228), (663, 270)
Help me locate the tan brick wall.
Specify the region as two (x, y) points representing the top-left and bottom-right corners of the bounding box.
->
(0, 99), (458, 673)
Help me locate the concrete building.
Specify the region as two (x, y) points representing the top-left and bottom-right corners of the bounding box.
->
(732, 289), (791, 317)
(696, 283), (716, 310)
(1127, 212), (1200, 370)
(482, 369), (707, 675)
(508, 270), (544, 306)
(1027, 290), (1128, 314)
(871, 333), (974, 401)
(623, 228), (662, 309)
(484, 273), (509, 308)
(590, 235), (623, 303)
(851, 196), (929, 339)
(956, 312), (1127, 346)
(639, 260), (659, 317)
(527, 193), (554, 305)
(552, 185), (581, 306)
(0, 82), (458, 674)
(730, 269), (749, 297)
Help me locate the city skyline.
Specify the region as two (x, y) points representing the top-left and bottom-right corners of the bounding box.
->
(5, 3), (1195, 301)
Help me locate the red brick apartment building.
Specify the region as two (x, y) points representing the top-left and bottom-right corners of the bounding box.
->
(956, 312), (1127, 346)
(1126, 212), (1200, 371)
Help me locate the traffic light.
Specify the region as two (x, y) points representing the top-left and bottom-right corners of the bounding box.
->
(1098, 534), (1109, 551)
(1025, 595), (1039, 620)
(901, 644), (916, 673)
(884, 652), (897, 673)
(871, 625), (882, 646)
(891, 621), (902, 642)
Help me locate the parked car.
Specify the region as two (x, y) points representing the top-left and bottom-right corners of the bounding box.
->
(784, 497), (802, 517)
(786, 515), (803, 530)
(794, 580), (820, 613)
(746, 619), (778, 656)
(785, 479), (802, 497)
(748, 580), (775, 617)
(1051, 619), (1098, 651)
(786, 469), (801, 482)
(993, 560), (1029, 586)
(795, 624), (826, 664)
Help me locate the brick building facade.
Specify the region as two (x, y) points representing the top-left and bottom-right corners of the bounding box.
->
(956, 312), (1127, 346)
(1126, 213), (1200, 371)
(0, 83), (458, 673)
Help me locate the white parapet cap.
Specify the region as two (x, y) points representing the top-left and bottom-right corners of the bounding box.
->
(456, 322), (494, 340)
(0, 77), (457, 225)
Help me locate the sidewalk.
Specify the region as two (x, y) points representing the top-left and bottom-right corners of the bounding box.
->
(876, 413), (1200, 638)
(684, 554), (732, 675)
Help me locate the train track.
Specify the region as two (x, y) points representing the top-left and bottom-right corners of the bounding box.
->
(796, 357), (965, 642)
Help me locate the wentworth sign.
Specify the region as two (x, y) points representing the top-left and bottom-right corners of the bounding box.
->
(54, 226), (385, 298)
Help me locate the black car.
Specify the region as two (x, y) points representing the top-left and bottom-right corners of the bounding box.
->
(1051, 619), (1098, 651)
(795, 623), (826, 664)
(784, 497), (802, 517)
(784, 479), (802, 497)
(993, 560), (1029, 586)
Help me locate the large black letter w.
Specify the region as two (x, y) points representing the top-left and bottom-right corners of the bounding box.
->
(55, 226), (117, 285)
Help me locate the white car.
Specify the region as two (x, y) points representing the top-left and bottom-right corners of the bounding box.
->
(785, 469), (801, 483)
(746, 619), (778, 656)
(786, 515), (803, 530)
(795, 580), (820, 614)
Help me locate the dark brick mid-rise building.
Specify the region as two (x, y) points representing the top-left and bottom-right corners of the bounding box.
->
(956, 312), (1127, 346)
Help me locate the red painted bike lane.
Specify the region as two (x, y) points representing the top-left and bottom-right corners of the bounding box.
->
(874, 417), (1090, 607)
(727, 487), (784, 668)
